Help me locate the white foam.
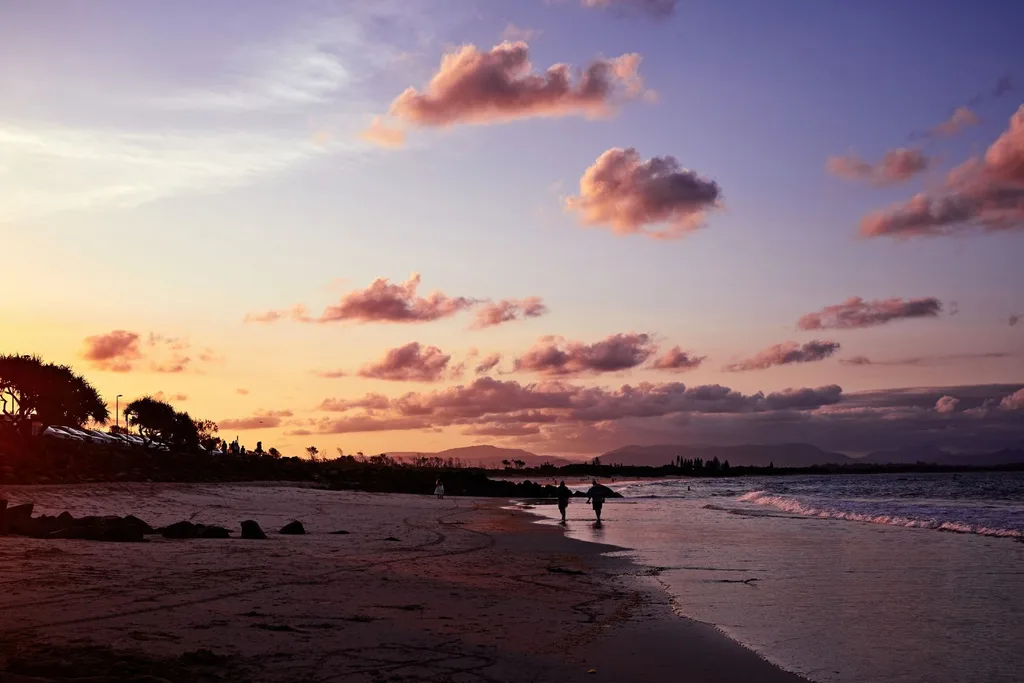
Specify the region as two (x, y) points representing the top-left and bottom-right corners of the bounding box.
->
(736, 490), (1023, 539)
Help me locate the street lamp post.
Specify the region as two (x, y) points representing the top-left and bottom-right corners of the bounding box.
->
(116, 394), (123, 429)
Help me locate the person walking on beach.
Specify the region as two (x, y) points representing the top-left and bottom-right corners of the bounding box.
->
(434, 479), (445, 499)
(585, 479), (606, 524)
(556, 481), (572, 523)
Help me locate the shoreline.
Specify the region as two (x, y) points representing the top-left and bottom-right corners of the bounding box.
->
(1, 482), (804, 682)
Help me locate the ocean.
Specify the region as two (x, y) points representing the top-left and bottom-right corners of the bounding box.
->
(530, 471), (1024, 683)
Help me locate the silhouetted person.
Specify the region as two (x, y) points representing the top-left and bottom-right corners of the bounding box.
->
(434, 479), (445, 499)
(556, 481), (572, 523)
(585, 479), (606, 524)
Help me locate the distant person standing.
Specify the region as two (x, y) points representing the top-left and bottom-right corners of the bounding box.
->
(434, 478), (445, 499)
(585, 479), (606, 524)
(556, 481), (572, 523)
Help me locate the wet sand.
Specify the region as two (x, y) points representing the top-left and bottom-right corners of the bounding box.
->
(0, 484), (804, 682)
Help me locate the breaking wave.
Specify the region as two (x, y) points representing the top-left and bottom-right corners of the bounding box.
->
(736, 490), (1023, 539)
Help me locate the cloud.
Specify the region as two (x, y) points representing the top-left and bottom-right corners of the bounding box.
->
(650, 346), (705, 372)
(581, 0), (678, 18)
(359, 116), (406, 148)
(315, 369), (349, 379)
(82, 331), (142, 372)
(243, 305), (310, 324)
(861, 105), (1024, 239)
(474, 353), (502, 375)
(0, 124), (329, 222)
(81, 330), (212, 374)
(1010, 314), (1020, 327)
(514, 333), (657, 376)
(237, 388), (250, 395)
(501, 23), (542, 42)
(318, 273), (474, 324)
(471, 297), (548, 329)
(826, 148), (932, 185)
(385, 42), (649, 128)
(247, 274), (475, 325)
(763, 385), (843, 410)
(152, 392), (189, 403)
(724, 340), (840, 372)
(306, 377), (1024, 453)
(840, 352), (1012, 367)
(935, 395), (960, 414)
(930, 106), (980, 137)
(358, 342), (454, 382)
(565, 147), (722, 239)
(1000, 388), (1024, 410)
(798, 297), (942, 330)
(219, 409), (294, 431)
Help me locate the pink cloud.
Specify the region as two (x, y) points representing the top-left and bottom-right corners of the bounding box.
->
(1000, 388), (1024, 411)
(930, 106), (980, 137)
(861, 105), (1024, 238)
(237, 388), (250, 395)
(565, 147), (722, 239)
(650, 346), (705, 372)
(472, 297), (548, 329)
(315, 369), (348, 379)
(724, 340), (840, 372)
(243, 305), (310, 324)
(474, 352), (502, 375)
(798, 297), (942, 330)
(319, 273), (475, 324)
(826, 148), (932, 185)
(386, 42), (649, 127)
(81, 330), (142, 372)
(935, 395), (960, 414)
(152, 391), (188, 403)
(514, 333), (657, 376)
(219, 409), (294, 431)
(309, 377), (845, 436)
(359, 116), (406, 148)
(358, 342), (454, 382)
(840, 352), (1011, 367)
(582, 0), (678, 18)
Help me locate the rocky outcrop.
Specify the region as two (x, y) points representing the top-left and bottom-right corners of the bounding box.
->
(279, 520), (306, 535)
(240, 520), (267, 539)
(159, 520), (199, 539)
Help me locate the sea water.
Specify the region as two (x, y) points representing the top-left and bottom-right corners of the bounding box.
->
(533, 472), (1024, 683)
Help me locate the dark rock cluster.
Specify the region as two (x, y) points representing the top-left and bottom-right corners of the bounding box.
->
(0, 500), (307, 543)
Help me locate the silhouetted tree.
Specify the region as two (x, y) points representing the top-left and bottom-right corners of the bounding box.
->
(193, 418), (219, 450)
(0, 354), (109, 430)
(591, 456), (602, 466)
(501, 459), (511, 469)
(124, 396), (204, 450)
(267, 447), (281, 458)
(306, 445), (321, 461)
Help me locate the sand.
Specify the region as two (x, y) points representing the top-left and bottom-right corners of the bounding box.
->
(0, 484), (805, 682)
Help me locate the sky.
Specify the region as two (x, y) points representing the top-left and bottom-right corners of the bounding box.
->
(3, 0), (1023, 457)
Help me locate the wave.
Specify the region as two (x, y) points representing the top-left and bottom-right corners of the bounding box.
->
(736, 490), (1023, 539)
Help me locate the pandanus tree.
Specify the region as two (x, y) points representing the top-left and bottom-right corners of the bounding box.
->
(123, 396), (208, 451)
(0, 354), (109, 430)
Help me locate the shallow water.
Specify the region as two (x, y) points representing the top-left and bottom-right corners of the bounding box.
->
(533, 472), (1024, 683)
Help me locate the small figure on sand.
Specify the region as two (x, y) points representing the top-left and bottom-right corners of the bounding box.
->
(556, 480), (572, 524)
(585, 479), (606, 524)
(434, 479), (445, 499)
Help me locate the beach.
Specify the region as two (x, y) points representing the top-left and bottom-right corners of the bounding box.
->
(0, 483), (803, 683)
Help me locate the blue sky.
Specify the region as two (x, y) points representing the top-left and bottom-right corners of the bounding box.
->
(2, 0), (1022, 456)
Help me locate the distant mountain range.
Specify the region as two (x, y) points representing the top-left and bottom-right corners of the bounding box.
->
(392, 443), (1024, 469)
(387, 445), (572, 468)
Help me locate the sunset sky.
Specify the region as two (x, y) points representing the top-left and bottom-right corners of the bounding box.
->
(3, 0), (1023, 457)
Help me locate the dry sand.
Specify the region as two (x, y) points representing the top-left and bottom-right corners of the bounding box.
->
(0, 484), (804, 682)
